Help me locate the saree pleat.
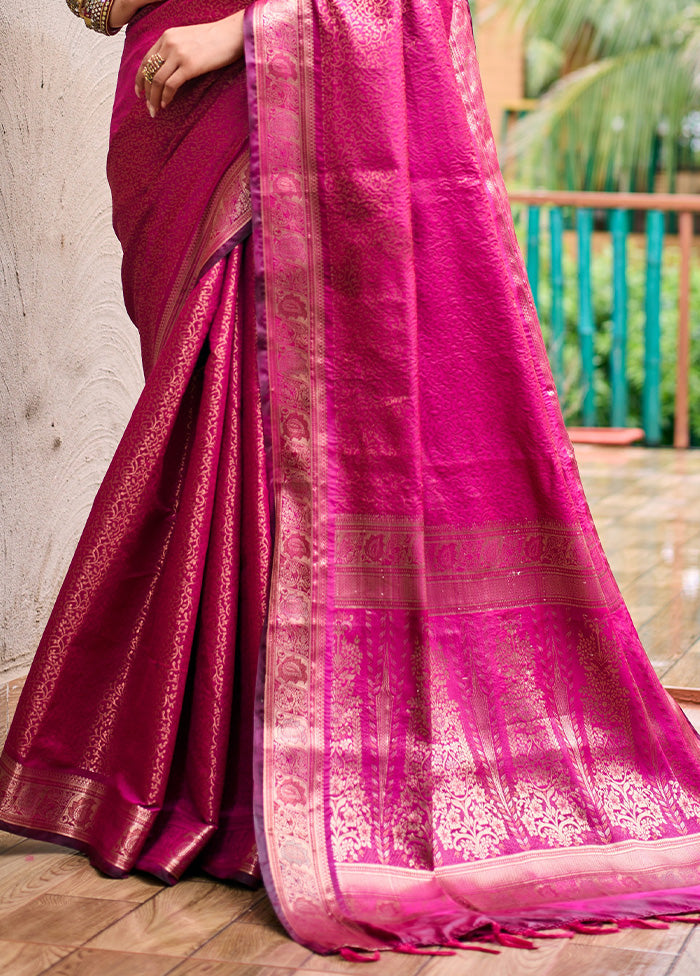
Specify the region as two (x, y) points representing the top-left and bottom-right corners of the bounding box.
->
(0, 0), (266, 881)
(0, 240), (268, 880)
(133, 243), (271, 884)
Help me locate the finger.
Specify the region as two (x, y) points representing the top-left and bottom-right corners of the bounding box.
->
(160, 66), (190, 109)
(135, 44), (162, 99)
(135, 55), (152, 98)
(148, 59), (180, 115)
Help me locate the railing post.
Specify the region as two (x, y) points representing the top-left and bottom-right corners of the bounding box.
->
(644, 211), (664, 445)
(508, 190), (700, 447)
(527, 206), (540, 311)
(577, 208), (595, 426)
(610, 209), (629, 427)
(675, 211), (693, 448)
(550, 206), (565, 394)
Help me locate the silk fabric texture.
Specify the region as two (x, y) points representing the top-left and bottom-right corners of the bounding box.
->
(2, 0), (700, 957)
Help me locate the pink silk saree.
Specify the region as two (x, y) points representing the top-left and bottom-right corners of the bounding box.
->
(3, 0), (700, 958)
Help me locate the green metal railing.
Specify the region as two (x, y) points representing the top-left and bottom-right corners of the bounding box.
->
(509, 191), (700, 447)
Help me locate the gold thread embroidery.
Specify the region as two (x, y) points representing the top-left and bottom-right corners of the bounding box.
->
(155, 148), (252, 362)
(254, 0), (344, 947)
(0, 753), (154, 871)
(334, 517), (620, 611)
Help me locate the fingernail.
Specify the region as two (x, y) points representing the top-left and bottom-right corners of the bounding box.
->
(148, 104), (156, 118)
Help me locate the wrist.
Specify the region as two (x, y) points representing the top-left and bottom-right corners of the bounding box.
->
(67, 0), (122, 34)
(108, 0), (139, 30)
(219, 11), (246, 63)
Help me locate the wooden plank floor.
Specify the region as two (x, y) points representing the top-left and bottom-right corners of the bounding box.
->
(4, 444), (700, 975)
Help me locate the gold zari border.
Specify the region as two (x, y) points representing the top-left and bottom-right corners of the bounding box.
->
(337, 830), (700, 912)
(0, 753), (154, 872)
(155, 148), (252, 362)
(334, 517), (620, 610)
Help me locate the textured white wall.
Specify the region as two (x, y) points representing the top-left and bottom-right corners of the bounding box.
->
(0, 5), (143, 680)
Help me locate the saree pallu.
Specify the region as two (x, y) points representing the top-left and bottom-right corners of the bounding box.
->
(3, 0), (700, 959)
(245, 0), (700, 954)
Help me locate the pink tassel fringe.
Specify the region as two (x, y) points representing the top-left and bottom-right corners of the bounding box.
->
(343, 913), (700, 962)
(394, 944), (456, 956)
(340, 948), (382, 962)
(442, 938), (501, 954)
(616, 918), (669, 930)
(568, 921), (619, 935)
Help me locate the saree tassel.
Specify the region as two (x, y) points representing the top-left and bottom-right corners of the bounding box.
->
(657, 915), (700, 924)
(492, 932), (537, 950)
(393, 944), (456, 956)
(568, 922), (619, 935)
(476, 923), (536, 950)
(441, 939), (501, 954)
(339, 948), (382, 962)
(616, 919), (669, 930)
(518, 928), (574, 940)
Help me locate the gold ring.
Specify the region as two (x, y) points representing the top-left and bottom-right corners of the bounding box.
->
(143, 53), (165, 85)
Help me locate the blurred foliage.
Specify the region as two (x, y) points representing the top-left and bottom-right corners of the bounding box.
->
(497, 0), (700, 190)
(514, 213), (700, 443)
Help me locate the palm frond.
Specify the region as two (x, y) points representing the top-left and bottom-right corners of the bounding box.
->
(503, 0), (694, 58)
(506, 45), (696, 189)
(496, 0), (700, 189)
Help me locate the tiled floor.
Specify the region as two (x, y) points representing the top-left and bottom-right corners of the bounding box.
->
(576, 445), (700, 687)
(3, 445), (700, 976)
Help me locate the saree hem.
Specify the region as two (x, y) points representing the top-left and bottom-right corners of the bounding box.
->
(0, 751), (157, 873)
(365, 887), (700, 950)
(0, 816), (135, 880)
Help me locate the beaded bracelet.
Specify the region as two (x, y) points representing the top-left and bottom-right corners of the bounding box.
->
(66, 0), (121, 36)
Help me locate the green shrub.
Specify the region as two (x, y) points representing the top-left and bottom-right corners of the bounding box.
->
(517, 214), (700, 445)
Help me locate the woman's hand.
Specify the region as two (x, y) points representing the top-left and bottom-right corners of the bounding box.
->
(135, 14), (245, 118)
(108, 0), (157, 31)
